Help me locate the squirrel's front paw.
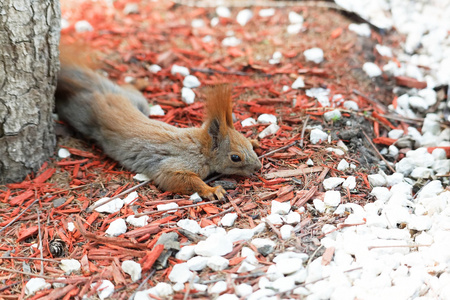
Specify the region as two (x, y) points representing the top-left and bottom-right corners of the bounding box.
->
(200, 185), (226, 200)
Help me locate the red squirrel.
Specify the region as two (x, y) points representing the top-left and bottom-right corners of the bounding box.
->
(55, 58), (262, 199)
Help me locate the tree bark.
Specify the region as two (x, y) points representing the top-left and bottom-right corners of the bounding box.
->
(0, 0), (60, 183)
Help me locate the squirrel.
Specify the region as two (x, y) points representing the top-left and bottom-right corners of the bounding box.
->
(55, 59), (262, 199)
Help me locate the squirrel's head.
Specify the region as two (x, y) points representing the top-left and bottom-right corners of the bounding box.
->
(202, 84), (262, 176)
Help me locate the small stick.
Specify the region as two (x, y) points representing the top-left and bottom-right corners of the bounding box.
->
(362, 131), (396, 173)
(0, 266), (57, 280)
(0, 197), (41, 235)
(128, 269), (156, 300)
(87, 180), (149, 212)
(205, 207), (235, 219)
(299, 115), (310, 148)
(368, 244), (431, 250)
(264, 219), (282, 240)
(1, 257), (60, 263)
(135, 200), (221, 217)
(37, 208), (44, 275)
(259, 141), (298, 159)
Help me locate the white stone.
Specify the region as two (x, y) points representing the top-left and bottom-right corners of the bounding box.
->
(25, 278), (50, 295)
(91, 280), (114, 300)
(258, 124), (280, 138)
(149, 105), (164, 116)
(122, 260), (142, 281)
(133, 173), (150, 181)
(310, 129), (328, 144)
(409, 96), (429, 111)
(157, 202), (179, 213)
(285, 211), (301, 224)
(304, 47), (324, 64)
(75, 20), (93, 32)
(193, 283), (207, 292)
(324, 191), (341, 207)
(207, 256), (229, 271)
(388, 145), (399, 158)
(176, 245), (196, 261)
(257, 114), (278, 125)
(190, 192), (202, 202)
(251, 238), (276, 249)
(236, 9), (253, 26)
(324, 109), (342, 121)
(388, 129), (404, 139)
(181, 87), (195, 104)
(337, 159), (349, 171)
(291, 77), (305, 89)
(220, 213), (238, 227)
(396, 157), (415, 176)
(105, 218), (127, 237)
(433, 160), (450, 175)
(183, 75), (201, 88)
(276, 258), (304, 275)
(348, 23), (371, 37)
(363, 62), (382, 77)
(289, 11), (304, 24)
(177, 219), (201, 234)
(216, 6), (231, 18)
(418, 89), (437, 107)
(306, 158), (314, 166)
(153, 282), (173, 297)
(126, 215), (149, 227)
(343, 100), (359, 110)
(227, 228), (254, 242)
(210, 281), (227, 294)
(172, 282), (184, 292)
(252, 223), (266, 234)
(409, 215), (432, 231)
(259, 8), (275, 17)
(148, 64), (161, 73)
(432, 148), (447, 160)
(169, 263), (192, 283)
(343, 176), (356, 189)
(280, 225), (294, 240)
(235, 283), (253, 297)
(375, 44), (393, 57)
(264, 213), (284, 225)
(410, 167), (433, 179)
(287, 23), (303, 35)
(191, 19), (204, 28)
(217, 294), (238, 300)
(327, 147), (345, 156)
(60, 259), (81, 274)
(271, 200), (291, 215)
(124, 76), (134, 83)
(123, 191), (139, 205)
(313, 199), (325, 213)
(241, 117), (256, 127)
(222, 36), (241, 47)
(195, 233), (233, 256)
(187, 256), (208, 271)
(58, 148), (71, 158)
(94, 197), (124, 213)
(422, 116), (441, 135)
(199, 225), (226, 237)
(67, 222), (75, 232)
(323, 177), (345, 190)
(171, 64), (189, 76)
(417, 180), (443, 200)
(368, 174), (387, 187)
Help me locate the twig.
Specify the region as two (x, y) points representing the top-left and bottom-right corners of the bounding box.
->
(299, 115), (310, 148)
(87, 180), (149, 212)
(368, 244), (431, 250)
(0, 266), (57, 280)
(353, 89), (387, 113)
(264, 219), (282, 240)
(190, 67), (272, 77)
(0, 197), (41, 235)
(135, 200), (221, 217)
(1, 257), (60, 262)
(183, 272), (197, 300)
(205, 207), (235, 219)
(362, 131), (396, 173)
(37, 208), (44, 275)
(259, 141), (298, 159)
(128, 269), (156, 300)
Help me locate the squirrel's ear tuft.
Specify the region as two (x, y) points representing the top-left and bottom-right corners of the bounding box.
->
(207, 118), (220, 150)
(205, 84), (234, 133)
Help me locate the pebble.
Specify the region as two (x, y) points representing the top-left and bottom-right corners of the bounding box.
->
(280, 225), (294, 240)
(273, 276), (296, 292)
(409, 96), (429, 111)
(432, 148), (447, 160)
(152, 283), (173, 297)
(220, 213), (238, 226)
(217, 294), (239, 300)
(123, 191), (139, 204)
(287, 23), (303, 35)
(348, 23), (371, 37)
(368, 174), (387, 187)
(207, 256), (229, 271)
(313, 199), (325, 213)
(343, 100), (359, 110)
(133, 173), (149, 181)
(91, 280), (114, 300)
(410, 167), (433, 179)
(25, 278), (50, 295)
(238, 261), (257, 273)
(122, 260), (142, 281)
(327, 147), (345, 156)
(94, 197), (123, 213)
(176, 245), (196, 261)
(216, 6), (231, 18)
(323, 177), (345, 190)
(337, 159), (349, 171)
(199, 225), (226, 237)
(59, 259), (81, 274)
(58, 148), (70, 158)
(236, 9), (253, 26)
(235, 283), (253, 297)
(222, 36), (241, 47)
(126, 215), (149, 227)
(157, 202), (179, 213)
(276, 257), (304, 275)
(259, 8), (275, 17)
(304, 47), (324, 64)
(75, 20), (93, 32)
(171, 64), (189, 76)
(289, 11), (304, 24)
(241, 117), (256, 127)
(310, 128), (328, 144)
(227, 228), (254, 242)
(257, 114), (277, 125)
(264, 213), (284, 225)
(324, 191), (341, 207)
(177, 219), (201, 234)
(187, 256), (209, 271)
(271, 200), (291, 215)
(195, 233), (233, 256)
(149, 105), (165, 116)
(191, 19), (204, 28)
(251, 238), (276, 249)
(343, 176), (356, 189)
(210, 281), (227, 294)
(306, 158), (314, 166)
(388, 129), (404, 139)
(183, 75), (201, 88)
(258, 123), (280, 138)
(181, 87), (195, 104)
(291, 77), (305, 89)
(363, 62), (382, 77)
(168, 263), (192, 283)
(105, 218), (127, 237)
(148, 64), (161, 73)
(324, 109), (342, 121)
(375, 44), (393, 57)
(285, 211), (301, 224)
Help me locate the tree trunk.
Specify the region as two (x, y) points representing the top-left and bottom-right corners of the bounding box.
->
(0, 0), (60, 183)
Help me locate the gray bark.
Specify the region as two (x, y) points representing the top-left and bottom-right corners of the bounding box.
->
(0, 0), (60, 183)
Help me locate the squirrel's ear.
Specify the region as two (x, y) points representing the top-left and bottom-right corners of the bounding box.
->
(205, 84), (234, 132)
(207, 118), (221, 150)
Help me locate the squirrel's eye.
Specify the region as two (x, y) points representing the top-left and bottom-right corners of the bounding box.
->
(230, 154), (241, 162)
